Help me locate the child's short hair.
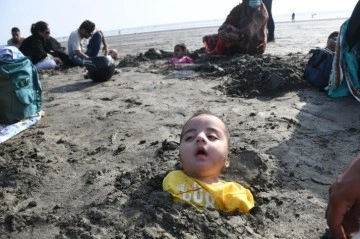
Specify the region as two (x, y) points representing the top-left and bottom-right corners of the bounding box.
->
(180, 110), (230, 151)
(108, 49), (118, 60)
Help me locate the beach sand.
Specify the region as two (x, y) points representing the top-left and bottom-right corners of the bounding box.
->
(1, 18), (359, 239)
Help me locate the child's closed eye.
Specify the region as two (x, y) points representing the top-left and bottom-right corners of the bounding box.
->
(184, 136), (194, 141)
(207, 135), (219, 141)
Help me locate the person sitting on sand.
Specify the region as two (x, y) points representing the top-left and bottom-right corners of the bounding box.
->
(19, 21), (62, 70)
(46, 36), (72, 67)
(7, 27), (25, 49)
(327, 0), (360, 101)
(67, 20), (116, 66)
(169, 44), (193, 65)
(162, 110), (254, 213)
(203, 0), (268, 56)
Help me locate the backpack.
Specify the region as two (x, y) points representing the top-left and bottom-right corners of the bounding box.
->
(303, 48), (334, 90)
(0, 49), (42, 124)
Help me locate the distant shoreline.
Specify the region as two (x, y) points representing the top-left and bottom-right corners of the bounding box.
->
(58, 17), (348, 44)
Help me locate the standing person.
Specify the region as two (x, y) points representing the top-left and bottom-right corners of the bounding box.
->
(163, 110), (254, 213)
(292, 12), (295, 22)
(263, 0), (275, 42)
(67, 20), (110, 66)
(19, 21), (62, 70)
(7, 27), (25, 48)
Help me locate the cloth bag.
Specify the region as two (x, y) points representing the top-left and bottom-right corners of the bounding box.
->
(0, 47), (42, 124)
(303, 47), (334, 90)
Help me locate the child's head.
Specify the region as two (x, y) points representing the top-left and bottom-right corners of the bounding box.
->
(179, 110), (230, 183)
(174, 44), (188, 59)
(108, 49), (118, 60)
(326, 31), (339, 52)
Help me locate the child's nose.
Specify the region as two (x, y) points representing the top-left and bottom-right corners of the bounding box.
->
(196, 134), (206, 143)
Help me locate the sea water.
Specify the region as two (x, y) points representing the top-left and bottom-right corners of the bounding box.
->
(55, 10), (351, 42)
(105, 10), (351, 37)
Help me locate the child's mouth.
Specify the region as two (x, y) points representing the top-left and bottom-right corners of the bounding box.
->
(196, 149), (207, 156)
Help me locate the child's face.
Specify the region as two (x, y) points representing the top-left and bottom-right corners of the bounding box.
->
(174, 46), (185, 59)
(108, 49), (118, 60)
(179, 114), (229, 183)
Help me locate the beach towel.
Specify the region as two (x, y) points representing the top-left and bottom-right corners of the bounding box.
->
(0, 112), (43, 144)
(328, 19), (360, 102)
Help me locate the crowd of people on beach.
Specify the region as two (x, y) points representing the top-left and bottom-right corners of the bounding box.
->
(2, 0), (360, 238)
(5, 0), (276, 70)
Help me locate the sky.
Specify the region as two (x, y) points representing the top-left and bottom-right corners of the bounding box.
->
(1, 0), (358, 44)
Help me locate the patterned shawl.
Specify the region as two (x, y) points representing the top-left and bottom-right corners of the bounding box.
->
(217, 1), (268, 55)
(328, 19), (360, 102)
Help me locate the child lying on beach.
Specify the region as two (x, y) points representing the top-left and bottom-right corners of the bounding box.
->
(108, 49), (118, 60)
(169, 44), (193, 65)
(162, 110), (254, 213)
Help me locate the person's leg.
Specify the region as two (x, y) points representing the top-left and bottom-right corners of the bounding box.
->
(346, 0), (360, 49)
(263, 0), (275, 40)
(35, 59), (57, 70)
(70, 56), (84, 66)
(51, 51), (71, 67)
(85, 32), (102, 57)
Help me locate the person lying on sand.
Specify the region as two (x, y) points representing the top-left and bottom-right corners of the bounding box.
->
(162, 110), (254, 213)
(168, 44), (193, 65)
(108, 49), (118, 60)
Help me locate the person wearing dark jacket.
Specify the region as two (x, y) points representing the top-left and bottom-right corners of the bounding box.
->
(19, 21), (62, 70)
(46, 36), (71, 67)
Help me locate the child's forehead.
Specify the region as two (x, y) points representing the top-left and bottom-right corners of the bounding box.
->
(183, 114), (226, 131)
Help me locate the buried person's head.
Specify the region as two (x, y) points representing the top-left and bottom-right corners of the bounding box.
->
(179, 110), (230, 183)
(163, 110), (254, 213)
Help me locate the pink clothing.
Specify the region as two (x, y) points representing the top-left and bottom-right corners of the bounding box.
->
(169, 56), (194, 65)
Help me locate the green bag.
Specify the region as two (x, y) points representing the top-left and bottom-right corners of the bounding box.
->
(0, 57), (42, 124)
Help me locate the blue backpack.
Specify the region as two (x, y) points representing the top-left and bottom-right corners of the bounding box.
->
(0, 48), (42, 124)
(303, 48), (334, 90)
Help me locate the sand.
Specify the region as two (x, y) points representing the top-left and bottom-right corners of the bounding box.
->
(1, 18), (359, 239)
